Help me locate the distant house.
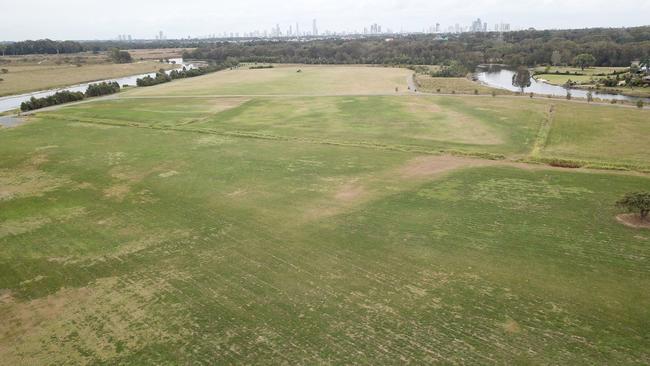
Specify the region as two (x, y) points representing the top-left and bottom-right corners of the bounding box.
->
(643, 76), (650, 84)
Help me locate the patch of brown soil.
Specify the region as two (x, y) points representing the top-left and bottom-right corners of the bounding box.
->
(334, 181), (366, 202)
(399, 155), (498, 179)
(103, 184), (131, 201)
(616, 214), (650, 229)
(502, 319), (521, 334)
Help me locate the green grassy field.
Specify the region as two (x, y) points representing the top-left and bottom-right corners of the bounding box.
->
(1, 65), (650, 364)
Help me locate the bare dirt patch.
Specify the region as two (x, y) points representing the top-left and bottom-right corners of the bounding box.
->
(616, 214), (650, 229)
(158, 170), (179, 178)
(334, 180), (366, 202)
(502, 319), (522, 334)
(103, 184), (131, 201)
(399, 155), (499, 179)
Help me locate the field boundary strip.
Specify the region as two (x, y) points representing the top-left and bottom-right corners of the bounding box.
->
(531, 104), (555, 157)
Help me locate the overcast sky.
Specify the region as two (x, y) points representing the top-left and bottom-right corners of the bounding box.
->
(2, 0), (649, 41)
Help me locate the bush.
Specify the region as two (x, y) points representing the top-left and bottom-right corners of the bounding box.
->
(85, 81), (120, 97)
(566, 91), (572, 100)
(547, 159), (583, 168)
(474, 89), (478, 95)
(617, 192), (650, 219)
(20, 90), (85, 111)
(0, 68), (7, 74)
(637, 100), (645, 109)
(491, 90), (496, 97)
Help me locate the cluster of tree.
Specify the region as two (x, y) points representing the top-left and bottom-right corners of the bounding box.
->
(85, 81), (120, 97)
(0, 39), (84, 56)
(109, 48), (132, 63)
(136, 70), (171, 87)
(184, 26), (650, 69)
(20, 91), (85, 111)
(249, 65), (274, 69)
(20, 81), (123, 111)
(137, 62), (237, 87)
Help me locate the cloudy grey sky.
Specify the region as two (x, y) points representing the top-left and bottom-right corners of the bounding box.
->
(2, 0), (649, 41)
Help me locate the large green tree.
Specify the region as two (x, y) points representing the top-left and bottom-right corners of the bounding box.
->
(573, 53), (596, 70)
(551, 50), (562, 66)
(511, 66), (532, 93)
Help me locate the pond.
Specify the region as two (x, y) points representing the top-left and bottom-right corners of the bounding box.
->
(0, 59), (195, 113)
(476, 66), (650, 103)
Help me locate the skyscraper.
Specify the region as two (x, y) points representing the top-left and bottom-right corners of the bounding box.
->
(296, 22), (300, 37)
(312, 19), (318, 36)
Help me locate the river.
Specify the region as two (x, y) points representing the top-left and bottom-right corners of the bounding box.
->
(476, 66), (650, 103)
(0, 58), (195, 113)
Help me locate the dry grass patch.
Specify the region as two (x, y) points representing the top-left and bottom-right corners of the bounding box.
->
(0, 272), (190, 365)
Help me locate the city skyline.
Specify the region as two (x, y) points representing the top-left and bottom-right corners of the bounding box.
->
(1, 0), (649, 41)
(159, 18), (513, 42)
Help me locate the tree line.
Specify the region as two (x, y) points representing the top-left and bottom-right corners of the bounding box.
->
(20, 81), (121, 111)
(184, 27), (650, 69)
(136, 61), (238, 87)
(0, 39), (84, 56)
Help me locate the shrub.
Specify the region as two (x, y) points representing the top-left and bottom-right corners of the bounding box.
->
(85, 81), (120, 97)
(547, 159), (583, 168)
(566, 91), (572, 100)
(474, 89), (478, 95)
(0, 68), (7, 74)
(637, 100), (645, 109)
(617, 192), (650, 219)
(491, 90), (496, 97)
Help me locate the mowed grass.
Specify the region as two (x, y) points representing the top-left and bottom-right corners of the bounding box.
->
(415, 75), (512, 95)
(0, 61), (174, 96)
(1, 65), (650, 364)
(50, 95), (546, 157)
(542, 101), (650, 165)
(124, 65), (411, 96)
(1, 116), (649, 364)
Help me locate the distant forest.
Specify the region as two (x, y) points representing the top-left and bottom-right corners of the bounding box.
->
(185, 27), (650, 69)
(3, 26), (650, 69)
